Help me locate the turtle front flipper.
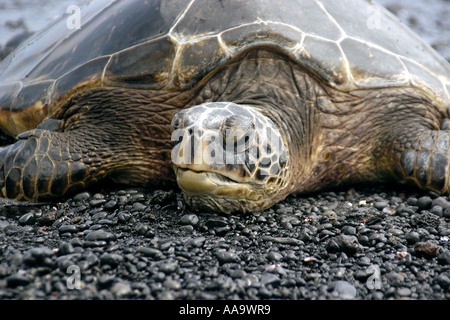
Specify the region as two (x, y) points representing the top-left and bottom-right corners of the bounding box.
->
(0, 127), (90, 200)
(391, 122), (450, 194)
(0, 87), (179, 201)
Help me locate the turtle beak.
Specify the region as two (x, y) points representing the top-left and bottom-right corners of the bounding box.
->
(174, 166), (251, 199)
(175, 167), (217, 195)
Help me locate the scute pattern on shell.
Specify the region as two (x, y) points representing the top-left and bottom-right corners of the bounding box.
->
(0, 0), (449, 136)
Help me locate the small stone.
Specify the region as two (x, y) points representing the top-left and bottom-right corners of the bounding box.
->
(387, 228), (403, 236)
(69, 238), (83, 247)
(414, 241), (439, 258)
(73, 192), (91, 201)
(257, 216), (267, 223)
(92, 211), (108, 222)
(98, 274), (115, 289)
(430, 206), (443, 217)
(137, 247), (163, 258)
(431, 197), (450, 210)
(117, 211), (131, 223)
(84, 240), (107, 248)
(135, 223), (148, 235)
(357, 256), (371, 266)
(92, 193), (105, 200)
(89, 199), (106, 207)
(180, 225), (194, 233)
(136, 261), (147, 270)
(437, 250), (450, 265)
(260, 273), (281, 286)
(382, 207), (396, 215)
(117, 196), (128, 205)
(216, 251), (240, 264)
(342, 226), (356, 235)
(132, 202), (147, 211)
(368, 233), (387, 243)
(104, 200), (118, 211)
(98, 219), (115, 225)
(261, 236), (303, 246)
(443, 207), (450, 218)
(163, 278), (181, 290)
(373, 201), (388, 210)
(258, 287), (272, 298)
(6, 273), (31, 288)
(158, 291), (176, 300)
(322, 210), (337, 219)
(36, 212), (57, 226)
(205, 217), (228, 228)
(387, 271), (405, 287)
(332, 281), (357, 300)
(433, 274), (450, 290)
(179, 214), (199, 226)
(55, 253), (81, 270)
(131, 193), (145, 201)
(271, 265), (287, 276)
(85, 229), (116, 242)
(23, 247), (53, 266)
(0, 219), (9, 229)
(275, 205), (294, 215)
(334, 235), (361, 255)
(159, 240), (173, 251)
(285, 250), (300, 261)
(354, 270), (370, 282)
(18, 226), (33, 233)
(5, 251), (22, 267)
(58, 224), (78, 234)
(405, 231), (420, 244)
(58, 242), (75, 255)
(417, 196), (433, 209)
(158, 259), (178, 274)
(397, 287), (411, 297)
(406, 197), (418, 206)
(326, 239), (340, 253)
(268, 251), (283, 261)
(151, 272), (166, 282)
(100, 253), (124, 267)
(84, 251), (99, 267)
(111, 282), (131, 297)
(228, 269), (247, 278)
(131, 282), (150, 296)
(305, 272), (321, 281)
(18, 212), (36, 226)
(395, 251), (411, 263)
(185, 236), (206, 248)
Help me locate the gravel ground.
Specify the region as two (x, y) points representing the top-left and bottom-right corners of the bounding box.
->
(0, 0), (449, 303)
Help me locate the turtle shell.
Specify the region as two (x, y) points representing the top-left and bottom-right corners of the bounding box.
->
(0, 0), (449, 136)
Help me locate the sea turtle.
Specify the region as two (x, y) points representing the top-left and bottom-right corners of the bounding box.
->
(0, 0), (449, 213)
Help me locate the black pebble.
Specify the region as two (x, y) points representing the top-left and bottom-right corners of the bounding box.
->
(18, 212), (36, 225)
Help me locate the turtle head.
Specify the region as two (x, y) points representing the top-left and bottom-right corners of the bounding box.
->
(171, 102), (291, 213)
